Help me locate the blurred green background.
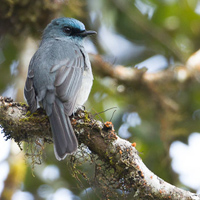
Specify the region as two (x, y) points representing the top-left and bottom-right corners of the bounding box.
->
(1, 0), (200, 199)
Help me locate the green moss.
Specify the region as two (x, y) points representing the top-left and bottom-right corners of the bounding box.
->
(109, 156), (113, 165)
(18, 102), (27, 107)
(19, 117), (29, 122)
(20, 112), (48, 123)
(25, 110), (32, 116)
(84, 110), (90, 122)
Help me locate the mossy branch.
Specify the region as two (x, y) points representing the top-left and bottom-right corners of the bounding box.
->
(0, 96), (199, 199)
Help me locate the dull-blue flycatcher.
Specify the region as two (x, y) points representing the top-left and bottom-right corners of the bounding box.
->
(24, 18), (96, 160)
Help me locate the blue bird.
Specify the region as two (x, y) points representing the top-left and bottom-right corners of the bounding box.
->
(24, 18), (96, 160)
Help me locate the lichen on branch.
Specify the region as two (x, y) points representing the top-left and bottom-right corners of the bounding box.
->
(0, 96), (199, 199)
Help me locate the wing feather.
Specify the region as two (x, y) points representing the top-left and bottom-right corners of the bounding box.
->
(53, 50), (85, 115)
(50, 59), (70, 73)
(54, 60), (74, 86)
(24, 70), (37, 113)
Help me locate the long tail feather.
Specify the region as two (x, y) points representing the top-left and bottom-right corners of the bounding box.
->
(49, 98), (78, 160)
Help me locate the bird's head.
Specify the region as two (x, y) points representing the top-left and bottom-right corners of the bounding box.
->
(42, 17), (96, 41)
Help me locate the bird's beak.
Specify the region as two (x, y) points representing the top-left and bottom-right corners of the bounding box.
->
(79, 30), (97, 37)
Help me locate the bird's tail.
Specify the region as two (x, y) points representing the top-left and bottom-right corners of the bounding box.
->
(49, 98), (78, 161)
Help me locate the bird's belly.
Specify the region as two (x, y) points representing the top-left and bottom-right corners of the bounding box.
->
(75, 70), (93, 110)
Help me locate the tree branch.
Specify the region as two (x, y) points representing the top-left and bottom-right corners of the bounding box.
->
(0, 96), (199, 199)
(90, 53), (200, 113)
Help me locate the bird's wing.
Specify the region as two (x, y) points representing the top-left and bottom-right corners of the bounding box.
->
(50, 48), (85, 116)
(24, 68), (37, 113)
(47, 48), (84, 158)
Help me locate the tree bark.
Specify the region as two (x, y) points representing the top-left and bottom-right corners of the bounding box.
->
(0, 96), (199, 200)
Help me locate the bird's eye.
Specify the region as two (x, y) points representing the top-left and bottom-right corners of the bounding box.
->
(63, 26), (72, 35)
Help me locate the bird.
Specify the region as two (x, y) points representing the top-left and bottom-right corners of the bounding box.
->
(24, 17), (96, 160)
